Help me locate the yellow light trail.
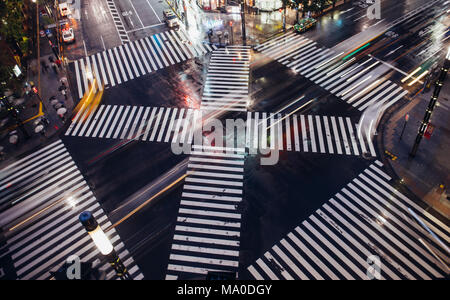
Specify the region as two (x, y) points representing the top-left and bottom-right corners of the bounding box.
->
(401, 67), (421, 83)
(348, 79), (380, 103)
(107, 173), (188, 231)
(408, 70), (429, 86)
(266, 99), (315, 131)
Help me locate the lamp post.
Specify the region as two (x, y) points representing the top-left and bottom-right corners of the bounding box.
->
(410, 48), (450, 157)
(79, 211), (132, 280)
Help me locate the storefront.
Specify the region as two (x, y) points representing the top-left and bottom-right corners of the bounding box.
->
(196, 0), (227, 10)
(247, 0), (282, 11)
(196, 0), (282, 11)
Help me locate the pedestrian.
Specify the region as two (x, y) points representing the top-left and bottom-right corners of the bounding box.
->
(41, 116), (50, 127)
(59, 83), (68, 100)
(51, 62), (58, 74)
(55, 58), (62, 68)
(41, 60), (49, 73)
(0, 146), (5, 161)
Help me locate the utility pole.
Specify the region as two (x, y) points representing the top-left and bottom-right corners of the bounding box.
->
(183, 0), (188, 29)
(399, 113), (409, 140)
(410, 48), (450, 157)
(241, 0), (247, 46)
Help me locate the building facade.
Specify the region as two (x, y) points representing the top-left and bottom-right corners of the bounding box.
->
(196, 0), (283, 11)
(196, 0), (227, 10)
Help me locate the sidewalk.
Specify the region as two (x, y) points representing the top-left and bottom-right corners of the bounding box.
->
(195, 0), (348, 47)
(382, 75), (450, 219)
(0, 27), (75, 168)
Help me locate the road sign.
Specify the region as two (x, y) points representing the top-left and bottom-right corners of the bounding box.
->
(424, 123), (435, 139)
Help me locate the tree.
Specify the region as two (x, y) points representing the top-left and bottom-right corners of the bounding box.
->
(0, 0), (29, 57)
(310, 0), (328, 14)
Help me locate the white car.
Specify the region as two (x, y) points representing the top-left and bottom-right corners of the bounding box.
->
(59, 3), (70, 17)
(163, 10), (179, 28)
(62, 27), (75, 43)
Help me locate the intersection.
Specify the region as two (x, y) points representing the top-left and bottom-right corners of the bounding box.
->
(0, 0), (449, 281)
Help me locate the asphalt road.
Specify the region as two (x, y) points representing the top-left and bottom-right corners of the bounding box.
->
(1, 0), (448, 280)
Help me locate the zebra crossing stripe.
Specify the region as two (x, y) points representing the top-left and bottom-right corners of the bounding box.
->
(113, 47), (127, 81)
(119, 46), (134, 79)
(0, 140), (143, 280)
(74, 60), (83, 98)
(247, 162), (449, 280)
(138, 39), (157, 71)
(97, 53), (108, 86)
(108, 49), (121, 84)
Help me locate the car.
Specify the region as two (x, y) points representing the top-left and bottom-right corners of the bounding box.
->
(294, 17), (317, 33)
(163, 9), (173, 19)
(163, 10), (179, 28)
(59, 3), (70, 17)
(62, 27), (75, 44)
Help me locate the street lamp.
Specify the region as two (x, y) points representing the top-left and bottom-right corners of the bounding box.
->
(79, 211), (132, 280)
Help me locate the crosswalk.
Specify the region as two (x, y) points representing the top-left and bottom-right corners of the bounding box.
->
(201, 46), (251, 112)
(245, 112), (376, 157)
(64, 105), (201, 144)
(65, 104), (376, 157)
(247, 161), (450, 280)
(106, 0), (130, 44)
(255, 32), (409, 112)
(72, 30), (217, 99)
(0, 140), (143, 280)
(166, 146), (245, 279)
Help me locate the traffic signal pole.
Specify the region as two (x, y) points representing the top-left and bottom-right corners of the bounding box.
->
(410, 49), (450, 157)
(241, 0), (247, 46)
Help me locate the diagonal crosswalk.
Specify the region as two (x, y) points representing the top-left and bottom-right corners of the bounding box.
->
(201, 46), (251, 112)
(165, 146), (245, 280)
(247, 160), (450, 280)
(0, 140), (143, 280)
(65, 104), (376, 157)
(255, 32), (409, 113)
(71, 30), (217, 99)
